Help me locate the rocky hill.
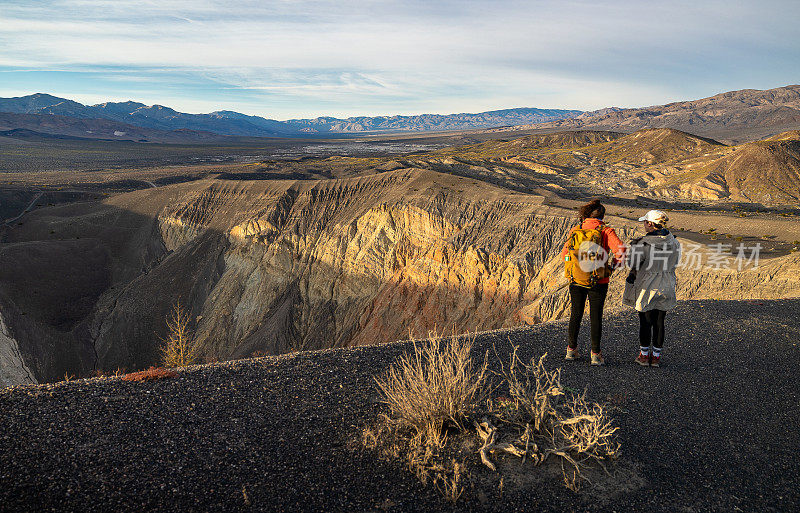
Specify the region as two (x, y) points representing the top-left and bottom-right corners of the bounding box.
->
(445, 130), (625, 155)
(423, 127), (800, 205)
(508, 85), (800, 143)
(670, 137), (800, 203)
(1, 167), (798, 386)
(583, 128), (725, 165)
(2, 299), (799, 512)
(766, 129), (800, 142)
(630, 129), (800, 203)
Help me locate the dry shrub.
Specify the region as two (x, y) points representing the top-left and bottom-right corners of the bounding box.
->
(488, 347), (620, 489)
(434, 459), (465, 503)
(366, 339), (620, 501)
(361, 426), (380, 451)
(91, 367), (127, 379)
(121, 366), (178, 382)
(371, 332), (487, 502)
(405, 443), (465, 503)
(498, 351), (564, 433)
(161, 302), (198, 368)
(375, 332), (488, 447)
(559, 393), (620, 460)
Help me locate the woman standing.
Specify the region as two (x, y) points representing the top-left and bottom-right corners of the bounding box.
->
(561, 200), (625, 366)
(623, 210), (681, 367)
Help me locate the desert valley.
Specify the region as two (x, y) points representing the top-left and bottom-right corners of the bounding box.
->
(2, 86), (799, 385)
(1, 81), (800, 511)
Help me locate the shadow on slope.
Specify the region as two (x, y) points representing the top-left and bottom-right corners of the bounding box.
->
(0, 171), (571, 382)
(1, 300), (799, 511)
(1, 169), (798, 385)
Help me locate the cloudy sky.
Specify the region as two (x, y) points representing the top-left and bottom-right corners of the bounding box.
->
(0, 0), (798, 119)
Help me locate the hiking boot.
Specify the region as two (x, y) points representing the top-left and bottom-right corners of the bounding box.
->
(565, 347), (580, 360)
(650, 354), (661, 367)
(590, 352), (605, 366)
(635, 353), (650, 366)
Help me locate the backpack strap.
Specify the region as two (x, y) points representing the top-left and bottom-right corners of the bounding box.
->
(565, 225), (580, 249)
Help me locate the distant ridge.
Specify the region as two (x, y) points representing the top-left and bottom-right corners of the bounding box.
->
(696, 137), (800, 203)
(0, 111), (230, 143)
(4, 85), (800, 142)
(508, 85), (800, 144)
(0, 94), (582, 138)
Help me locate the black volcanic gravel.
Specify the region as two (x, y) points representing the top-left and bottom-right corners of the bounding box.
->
(2, 299), (799, 512)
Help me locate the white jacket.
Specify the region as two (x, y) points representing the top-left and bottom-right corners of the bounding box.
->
(623, 231), (681, 312)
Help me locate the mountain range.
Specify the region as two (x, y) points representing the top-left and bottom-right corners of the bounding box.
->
(0, 93), (581, 139)
(2, 85), (800, 144)
(506, 84), (800, 143)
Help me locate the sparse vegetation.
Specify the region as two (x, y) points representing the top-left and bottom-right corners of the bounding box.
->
(368, 332), (487, 501)
(367, 336), (619, 502)
(375, 332), (488, 448)
(121, 366), (178, 382)
(486, 349), (619, 489)
(91, 367), (127, 378)
(161, 302), (198, 368)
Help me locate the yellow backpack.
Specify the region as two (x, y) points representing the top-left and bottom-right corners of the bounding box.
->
(564, 226), (613, 287)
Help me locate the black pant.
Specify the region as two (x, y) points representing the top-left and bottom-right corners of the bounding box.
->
(567, 283), (608, 354)
(639, 310), (666, 349)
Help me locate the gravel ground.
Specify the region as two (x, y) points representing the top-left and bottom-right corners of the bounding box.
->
(2, 299), (799, 512)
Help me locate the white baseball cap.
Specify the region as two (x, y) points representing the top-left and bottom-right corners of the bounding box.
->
(638, 209), (669, 224)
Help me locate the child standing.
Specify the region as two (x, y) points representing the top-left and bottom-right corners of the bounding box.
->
(623, 210), (681, 367)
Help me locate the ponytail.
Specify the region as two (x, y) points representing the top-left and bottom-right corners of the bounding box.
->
(578, 199), (606, 223)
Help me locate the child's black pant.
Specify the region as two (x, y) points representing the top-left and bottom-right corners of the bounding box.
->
(639, 309), (666, 349)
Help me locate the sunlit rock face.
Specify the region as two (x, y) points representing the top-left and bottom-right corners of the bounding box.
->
(2, 167), (799, 384)
(151, 170), (577, 360)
